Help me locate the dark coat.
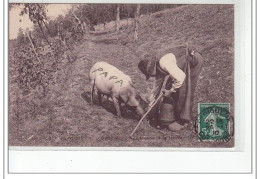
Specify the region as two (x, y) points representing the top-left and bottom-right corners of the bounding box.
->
(157, 46), (204, 122)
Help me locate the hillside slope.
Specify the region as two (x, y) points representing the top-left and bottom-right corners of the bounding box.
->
(93, 4), (234, 117)
(9, 4), (234, 147)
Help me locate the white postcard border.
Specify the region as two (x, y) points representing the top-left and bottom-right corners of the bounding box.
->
(4, 0), (254, 175)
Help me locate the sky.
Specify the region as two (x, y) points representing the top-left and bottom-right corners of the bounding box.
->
(9, 4), (72, 40)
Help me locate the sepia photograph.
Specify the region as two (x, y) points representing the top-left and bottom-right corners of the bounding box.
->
(8, 3), (235, 148)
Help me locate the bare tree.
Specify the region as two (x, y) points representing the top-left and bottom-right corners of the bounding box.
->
(71, 5), (87, 31)
(116, 4), (120, 31)
(25, 30), (40, 62)
(134, 4), (141, 40)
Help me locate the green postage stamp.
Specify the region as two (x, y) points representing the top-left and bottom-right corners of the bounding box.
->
(198, 103), (231, 142)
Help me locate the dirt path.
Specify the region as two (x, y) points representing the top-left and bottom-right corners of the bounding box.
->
(37, 33), (152, 147)
(10, 4), (234, 147)
(56, 33), (150, 146)
(9, 32), (233, 147)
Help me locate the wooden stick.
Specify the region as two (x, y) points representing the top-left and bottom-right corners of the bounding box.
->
(130, 77), (175, 138)
(130, 92), (164, 138)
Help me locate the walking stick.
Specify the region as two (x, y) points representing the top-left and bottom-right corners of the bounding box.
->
(130, 91), (165, 138)
(130, 80), (176, 138)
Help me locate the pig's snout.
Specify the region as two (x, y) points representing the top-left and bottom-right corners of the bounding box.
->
(136, 105), (145, 117)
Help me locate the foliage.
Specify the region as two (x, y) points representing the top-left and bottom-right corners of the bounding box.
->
(13, 46), (52, 95)
(67, 4), (183, 29)
(47, 20), (58, 37)
(10, 3), (86, 109)
(9, 3), (185, 123)
(16, 28), (29, 46)
(20, 4), (48, 23)
(10, 5), (234, 147)
(120, 4), (135, 19)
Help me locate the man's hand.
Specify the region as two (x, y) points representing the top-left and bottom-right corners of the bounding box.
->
(163, 89), (172, 97)
(163, 86), (176, 97)
(173, 81), (182, 89)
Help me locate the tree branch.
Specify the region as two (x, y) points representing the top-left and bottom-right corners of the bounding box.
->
(25, 30), (40, 62)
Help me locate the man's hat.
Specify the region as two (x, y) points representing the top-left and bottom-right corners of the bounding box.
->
(138, 57), (156, 80)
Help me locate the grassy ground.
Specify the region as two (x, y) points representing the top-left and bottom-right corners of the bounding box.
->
(9, 4), (234, 147)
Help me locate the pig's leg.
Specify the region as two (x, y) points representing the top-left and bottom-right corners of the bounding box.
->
(90, 80), (95, 105)
(112, 95), (121, 117)
(118, 97), (123, 108)
(97, 91), (102, 106)
(118, 100), (122, 108)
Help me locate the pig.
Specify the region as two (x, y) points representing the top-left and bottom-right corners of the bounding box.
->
(89, 61), (147, 117)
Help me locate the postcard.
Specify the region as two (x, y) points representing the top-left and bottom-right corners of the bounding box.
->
(6, 1), (254, 174)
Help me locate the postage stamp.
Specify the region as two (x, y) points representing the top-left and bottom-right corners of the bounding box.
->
(198, 103), (231, 142)
(6, 0), (255, 174)
(8, 3), (234, 148)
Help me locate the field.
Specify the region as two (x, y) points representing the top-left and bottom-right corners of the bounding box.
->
(9, 4), (234, 147)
